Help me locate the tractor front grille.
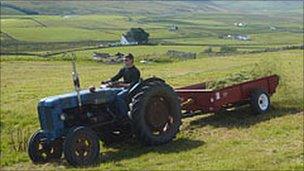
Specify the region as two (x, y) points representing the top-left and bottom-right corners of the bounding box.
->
(38, 106), (54, 132)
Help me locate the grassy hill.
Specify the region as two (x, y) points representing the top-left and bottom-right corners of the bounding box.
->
(0, 1), (223, 15)
(1, 1), (302, 56)
(1, 13), (302, 55)
(1, 1), (302, 15)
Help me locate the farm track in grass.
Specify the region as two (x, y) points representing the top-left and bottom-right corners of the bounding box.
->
(1, 50), (303, 170)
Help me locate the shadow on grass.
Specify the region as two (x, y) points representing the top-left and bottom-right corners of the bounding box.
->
(45, 137), (204, 168)
(44, 106), (301, 168)
(187, 105), (302, 129)
(100, 137), (204, 164)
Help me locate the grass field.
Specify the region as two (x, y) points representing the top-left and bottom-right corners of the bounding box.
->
(0, 1), (303, 170)
(1, 50), (303, 170)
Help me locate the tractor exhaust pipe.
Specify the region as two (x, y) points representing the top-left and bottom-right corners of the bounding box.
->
(71, 54), (82, 107)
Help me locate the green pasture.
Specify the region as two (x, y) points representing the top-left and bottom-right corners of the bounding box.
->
(1, 50), (303, 170)
(59, 45), (207, 61)
(2, 27), (120, 42)
(1, 14), (303, 47)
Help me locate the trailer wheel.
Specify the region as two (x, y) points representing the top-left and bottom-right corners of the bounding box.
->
(64, 126), (100, 167)
(250, 89), (270, 114)
(129, 80), (182, 145)
(28, 130), (63, 164)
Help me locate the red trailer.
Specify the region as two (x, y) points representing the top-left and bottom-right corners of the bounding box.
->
(175, 75), (279, 115)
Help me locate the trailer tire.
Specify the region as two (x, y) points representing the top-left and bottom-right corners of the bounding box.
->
(129, 80), (182, 146)
(250, 89), (270, 115)
(64, 126), (100, 167)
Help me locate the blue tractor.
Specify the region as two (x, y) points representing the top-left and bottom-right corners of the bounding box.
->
(28, 60), (182, 167)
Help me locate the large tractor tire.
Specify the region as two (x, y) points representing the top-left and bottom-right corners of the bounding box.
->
(250, 89), (270, 115)
(28, 130), (63, 164)
(63, 126), (100, 167)
(129, 80), (182, 145)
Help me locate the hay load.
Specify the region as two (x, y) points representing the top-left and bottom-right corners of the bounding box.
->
(206, 61), (280, 90)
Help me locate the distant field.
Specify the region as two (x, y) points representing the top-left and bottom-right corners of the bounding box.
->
(1, 50), (303, 170)
(3, 27), (121, 42)
(1, 13), (303, 54)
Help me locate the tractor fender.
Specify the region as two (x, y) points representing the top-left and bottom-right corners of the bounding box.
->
(128, 77), (165, 100)
(142, 77), (165, 84)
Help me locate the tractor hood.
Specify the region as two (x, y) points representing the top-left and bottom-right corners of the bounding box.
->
(38, 88), (122, 109)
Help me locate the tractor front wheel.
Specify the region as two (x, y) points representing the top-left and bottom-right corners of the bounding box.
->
(28, 130), (63, 164)
(64, 126), (100, 167)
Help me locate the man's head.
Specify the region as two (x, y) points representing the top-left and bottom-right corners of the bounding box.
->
(124, 53), (134, 68)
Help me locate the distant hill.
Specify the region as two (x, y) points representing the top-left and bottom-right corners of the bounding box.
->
(1, 1), (302, 15)
(0, 1), (224, 15)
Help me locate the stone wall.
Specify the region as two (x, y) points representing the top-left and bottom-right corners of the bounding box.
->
(167, 50), (196, 59)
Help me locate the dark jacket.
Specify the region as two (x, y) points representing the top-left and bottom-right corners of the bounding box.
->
(111, 66), (140, 85)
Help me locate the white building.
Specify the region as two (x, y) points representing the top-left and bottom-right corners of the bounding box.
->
(120, 35), (138, 45)
(235, 35), (250, 41)
(234, 22), (247, 27)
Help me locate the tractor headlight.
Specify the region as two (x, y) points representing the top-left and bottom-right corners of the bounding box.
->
(60, 113), (67, 121)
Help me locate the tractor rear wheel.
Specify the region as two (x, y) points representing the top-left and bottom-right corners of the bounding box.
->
(129, 81), (182, 145)
(64, 126), (100, 167)
(28, 130), (63, 164)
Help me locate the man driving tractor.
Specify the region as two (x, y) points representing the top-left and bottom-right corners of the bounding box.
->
(101, 53), (141, 119)
(103, 53), (140, 87)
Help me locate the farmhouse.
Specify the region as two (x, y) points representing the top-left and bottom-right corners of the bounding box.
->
(234, 22), (247, 27)
(235, 34), (250, 41)
(169, 24), (179, 31)
(120, 34), (138, 45)
(219, 34), (250, 41)
(269, 26), (276, 30)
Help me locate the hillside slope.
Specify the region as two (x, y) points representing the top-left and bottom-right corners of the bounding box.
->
(0, 1), (224, 15)
(1, 1), (302, 15)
